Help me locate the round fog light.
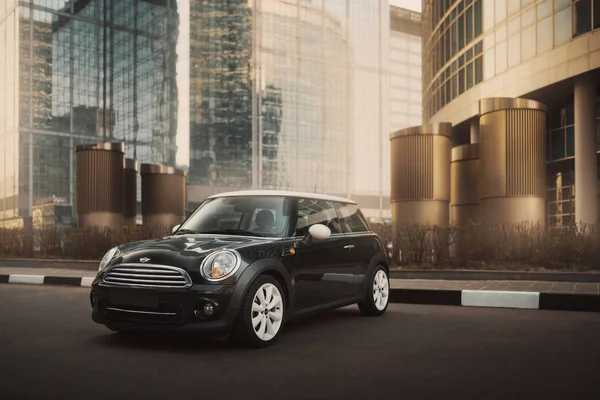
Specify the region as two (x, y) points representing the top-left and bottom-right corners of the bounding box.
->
(204, 302), (215, 316)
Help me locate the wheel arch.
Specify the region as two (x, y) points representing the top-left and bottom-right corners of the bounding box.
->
(231, 258), (293, 311)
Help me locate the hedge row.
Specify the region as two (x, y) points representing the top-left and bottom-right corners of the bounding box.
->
(0, 225), (171, 260)
(370, 222), (600, 271)
(1, 222), (599, 271)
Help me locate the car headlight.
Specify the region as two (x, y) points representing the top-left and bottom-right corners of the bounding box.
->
(99, 247), (120, 272)
(200, 250), (241, 281)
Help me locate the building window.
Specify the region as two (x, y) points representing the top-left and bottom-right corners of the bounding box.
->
(521, 24), (536, 60)
(508, 34), (521, 67)
(554, 7), (571, 46)
(537, 16), (553, 53)
(572, 0), (592, 37)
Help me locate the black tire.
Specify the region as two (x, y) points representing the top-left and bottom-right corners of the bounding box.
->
(230, 275), (286, 348)
(358, 265), (389, 316)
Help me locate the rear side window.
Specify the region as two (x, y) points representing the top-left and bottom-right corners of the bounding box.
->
(295, 198), (343, 236)
(337, 204), (369, 233)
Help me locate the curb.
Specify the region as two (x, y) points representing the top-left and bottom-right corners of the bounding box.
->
(0, 258), (99, 271)
(0, 274), (94, 288)
(389, 269), (600, 283)
(2, 275), (599, 313)
(388, 288), (600, 313)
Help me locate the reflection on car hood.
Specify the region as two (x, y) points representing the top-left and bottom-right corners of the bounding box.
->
(115, 234), (276, 271)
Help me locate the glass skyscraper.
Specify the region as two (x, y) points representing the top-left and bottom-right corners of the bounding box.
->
(187, 0), (390, 219)
(0, 0), (179, 224)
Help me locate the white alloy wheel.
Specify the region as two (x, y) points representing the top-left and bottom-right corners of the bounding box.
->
(373, 269), (389, 311)
(251, 283), (284, 341)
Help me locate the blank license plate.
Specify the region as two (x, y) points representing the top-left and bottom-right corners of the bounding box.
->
(108, 288), (159, 308)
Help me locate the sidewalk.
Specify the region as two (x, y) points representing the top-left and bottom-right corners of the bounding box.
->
(1, 267), (599, 313)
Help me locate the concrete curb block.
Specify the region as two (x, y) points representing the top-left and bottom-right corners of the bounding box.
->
(2, 275), (599, 313)
(0, 274), (94, 288)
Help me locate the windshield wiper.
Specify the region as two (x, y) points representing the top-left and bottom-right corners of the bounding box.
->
(173, 228), (201, 235)
(204, 229), (264, 237)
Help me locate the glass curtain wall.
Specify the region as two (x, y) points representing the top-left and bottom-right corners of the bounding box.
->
(0, 0), (179, 222)
(188, 0), (390, 217)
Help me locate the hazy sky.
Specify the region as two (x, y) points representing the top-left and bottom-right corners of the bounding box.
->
(389, 0), (422, 12)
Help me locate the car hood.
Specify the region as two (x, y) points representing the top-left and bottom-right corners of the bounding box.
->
(114, 234), (277, 272)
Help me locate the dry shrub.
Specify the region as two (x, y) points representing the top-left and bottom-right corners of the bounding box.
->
(381, 222), (600, 271)
(1, 222), (599, 270)
(0, 225), (172, 260)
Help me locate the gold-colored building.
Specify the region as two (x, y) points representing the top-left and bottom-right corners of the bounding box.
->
(420, 0), (600, 227)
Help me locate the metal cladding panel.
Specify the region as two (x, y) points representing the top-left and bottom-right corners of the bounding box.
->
(483, 197), (546, 226)
(451, 205), (481, 226)
(123, 159), (138, 221)
(141, 166), (186, 221)
(451, 144), (481, 207)
(480, 110), (507, 199)
(392, 201), (449, 227)
(506, 109), (546, 197)
(391, 134), (434, 201)
(75, 146), (124, 215)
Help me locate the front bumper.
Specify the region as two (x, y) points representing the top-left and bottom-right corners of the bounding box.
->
(90, 279), (241, 333)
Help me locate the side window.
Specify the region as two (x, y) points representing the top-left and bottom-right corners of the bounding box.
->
(337, 204), (369, 233)
(295, 199), (343, 236)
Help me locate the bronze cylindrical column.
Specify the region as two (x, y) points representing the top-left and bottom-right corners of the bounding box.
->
(390, 123), (453, 227)
(140, 164), (186, 228)
(479, 98), (547, 226)
(451, 143), (481, 226)
(75, 142), (125, 230)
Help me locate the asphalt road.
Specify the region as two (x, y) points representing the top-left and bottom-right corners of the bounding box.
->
(1, 286), (599, 400)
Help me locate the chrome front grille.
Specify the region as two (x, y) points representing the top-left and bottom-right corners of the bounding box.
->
(102, 263), (192, 289)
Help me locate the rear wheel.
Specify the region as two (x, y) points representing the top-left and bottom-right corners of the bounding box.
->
(231, 275), (285, 348)
(358, 265), (389, 316)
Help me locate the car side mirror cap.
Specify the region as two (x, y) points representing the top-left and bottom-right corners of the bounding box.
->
(309, 224), (331, 240)
(171, 224), (181, 234)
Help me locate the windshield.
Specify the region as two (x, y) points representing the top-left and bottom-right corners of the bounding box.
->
(177, 196), (294, 238)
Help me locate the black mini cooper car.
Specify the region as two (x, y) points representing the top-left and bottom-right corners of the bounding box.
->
(90, 190), (390, 347)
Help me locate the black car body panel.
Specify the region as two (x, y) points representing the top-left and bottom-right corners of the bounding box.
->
(90, 192), (389, 336)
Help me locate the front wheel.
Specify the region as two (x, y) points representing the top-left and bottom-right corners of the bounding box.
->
(358, 265), (389, 316)
(231, 275), (285, 348)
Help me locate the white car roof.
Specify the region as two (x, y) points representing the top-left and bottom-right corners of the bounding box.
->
(206, 190), (357, 205)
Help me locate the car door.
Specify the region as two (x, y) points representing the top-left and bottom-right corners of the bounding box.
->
(288, 199), (355, 308)
(337, 203), (376, 296)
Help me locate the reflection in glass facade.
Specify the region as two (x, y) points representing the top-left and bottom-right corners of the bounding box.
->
(0, 0), (179, 223)
(188, 0), (390, 218)
(422, 0), (483, 120)
(389, 6), (422, 133)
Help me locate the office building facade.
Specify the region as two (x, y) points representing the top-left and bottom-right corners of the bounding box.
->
(187, 0), (391, 219)
(419, 0), (600, 227)
(0, 0), (179, 226)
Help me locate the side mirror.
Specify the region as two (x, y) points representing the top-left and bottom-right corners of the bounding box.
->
(297, 224), (331, 247)
(309, 224), (331, 240)
(171, 224), (181, 234)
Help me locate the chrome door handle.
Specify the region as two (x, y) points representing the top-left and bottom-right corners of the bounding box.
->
(343, 244), (355, 250)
